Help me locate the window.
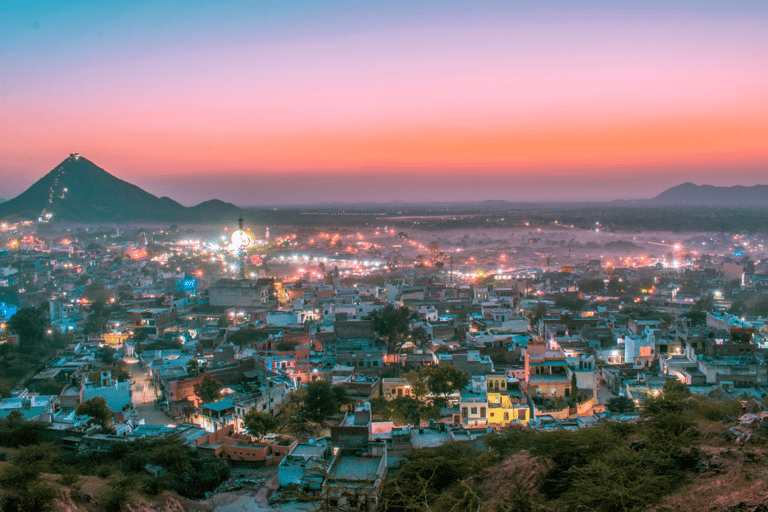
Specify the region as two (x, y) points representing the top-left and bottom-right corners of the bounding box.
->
(462, 407), (468, 418)
(471, 407), (477, 415)
(480, 407), (486, 417)
(504, 412), (509, 421)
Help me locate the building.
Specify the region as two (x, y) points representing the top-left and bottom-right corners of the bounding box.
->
(209, 279), (270, 307)
(525, 341), (572, 398)
(82, 371), (131, 413)
(196, 424), (297, 465)
(127, 308), (176, 335)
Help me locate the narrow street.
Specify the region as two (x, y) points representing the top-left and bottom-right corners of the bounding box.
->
(124, 356), (174, 425)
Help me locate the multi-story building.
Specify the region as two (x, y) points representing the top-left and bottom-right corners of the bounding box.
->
(525, 341), (572, 398)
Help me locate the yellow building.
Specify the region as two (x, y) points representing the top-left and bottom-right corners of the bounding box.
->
(486, 382), (531, 426)
(103, 332), (131, 345)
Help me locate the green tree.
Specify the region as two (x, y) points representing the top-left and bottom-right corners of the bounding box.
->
(332, 384), (351, 410)
(194, 376), (223, 404)
(76, 397), (114, 432)
(528, 303), (548, 326)
(217, 314), (233, 328)
(243, 411), (279, 438)
(83, 302), (110, 335)
(370, 303), (413, 353)
(83, 281), (112, 303)
(570, 373), (579, 402)
(606, 279), (625, 296)
(411, 326), (430, 346)
(97, 346), (117, 365)
(662, 378), (691, 398)
(643, 379), (692, 417)
(186, 358), (199, 376)
(0, 444), (58, 512)
(427, 365), (469, 403)
(304, 380), (342, 423)
(578, 278), (606, 295)
(606, 396), (635, 414)
(692, 293), (715, 313)
(390, 396), (421, 426)
(6, 307), (48, 347)
(405, 369), (430, 401)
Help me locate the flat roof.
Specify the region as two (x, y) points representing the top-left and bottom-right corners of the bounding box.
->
(289, 443), (327, 460)
(330, 455), (382, 481)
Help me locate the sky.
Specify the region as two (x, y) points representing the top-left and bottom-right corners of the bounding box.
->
(1, 0), (766, 206)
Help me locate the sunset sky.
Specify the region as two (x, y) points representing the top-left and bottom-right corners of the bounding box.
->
(1, 1), (766, 205)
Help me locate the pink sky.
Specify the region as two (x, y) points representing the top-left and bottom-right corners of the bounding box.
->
(1, 2), (766, 204)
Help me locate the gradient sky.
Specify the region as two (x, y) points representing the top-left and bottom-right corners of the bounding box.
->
(1, 0), (766, 205)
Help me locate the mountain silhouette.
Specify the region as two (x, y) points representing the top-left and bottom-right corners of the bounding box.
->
(0, 154), (242, 222)
(651, 182), (768, 206)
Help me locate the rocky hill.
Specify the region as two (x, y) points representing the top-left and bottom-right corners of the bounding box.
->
(0, 154), (242, 222)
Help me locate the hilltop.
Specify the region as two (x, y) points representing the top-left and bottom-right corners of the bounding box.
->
(651, 182), (768, 207)
(0, 154), (242, 222)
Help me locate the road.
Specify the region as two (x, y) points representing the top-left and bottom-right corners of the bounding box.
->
(123, 356), (174, 425)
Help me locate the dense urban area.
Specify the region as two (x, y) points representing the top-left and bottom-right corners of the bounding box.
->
(3, 196), (768, 511)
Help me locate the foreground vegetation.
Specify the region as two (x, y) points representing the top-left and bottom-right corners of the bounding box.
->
(0, 379), (762, 512)
(380, 383), (752, 512)
(0, 410), (228, 511)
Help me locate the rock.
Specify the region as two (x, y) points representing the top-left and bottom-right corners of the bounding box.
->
(739, 414), (761, 427)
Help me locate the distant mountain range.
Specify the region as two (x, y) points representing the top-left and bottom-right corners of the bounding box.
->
(0, 154), (242, 222)
(649, 183), (768, 206)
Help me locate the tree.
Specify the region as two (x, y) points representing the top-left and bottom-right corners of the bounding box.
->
(76, 397), (113, 431)
(186, 358), (199, 376)
(304, 380), (343, 423)
(217, 314), (232, 328)
(404, 369), (430, 400)
(332, 385), (352, 410)
(606, 279), (625, 296)
(6, 307), (48, 347)
(390, 396), (421, 426)
(529, 303), (548, 327)
(194, 376), (223, 404)
(570, 373), (579, 402)
(97, 346), (117, 365)
(371, 303), (413, 353)
(643, 379), (692, 417)
(692, 293), (715, 313)
(606, 396), (635, 414)
(83, 281), (112, 303)
(578, 279), (606, 295)
(662, 378), (691, 398)
(411, 326), (429, 346)
(427, 365), (469, 403)
(0, 444), (58, 512)
(243, 411), (279, 438)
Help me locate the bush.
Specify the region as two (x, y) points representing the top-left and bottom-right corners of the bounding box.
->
(692, 397), (742, 421)
(58, 467), (82, 489)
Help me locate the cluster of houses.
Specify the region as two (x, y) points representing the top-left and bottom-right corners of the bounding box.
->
(3, 224), (768, 509)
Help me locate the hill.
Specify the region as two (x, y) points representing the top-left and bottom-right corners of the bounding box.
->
(0, 154), (242, 222)
(651, 182), (768, 207)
